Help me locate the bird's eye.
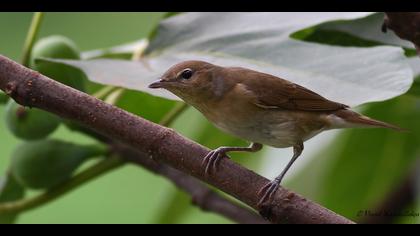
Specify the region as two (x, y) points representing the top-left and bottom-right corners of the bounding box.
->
(180, 68), (193, 80)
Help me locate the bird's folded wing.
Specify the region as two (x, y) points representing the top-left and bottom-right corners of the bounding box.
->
(240, 73), (348, 111)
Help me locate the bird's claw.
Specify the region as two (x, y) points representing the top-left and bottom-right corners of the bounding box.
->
(202, 148), (229, 176)
(257, 179), (281, 207)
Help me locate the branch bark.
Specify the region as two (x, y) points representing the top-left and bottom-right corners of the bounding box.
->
(0, 55), (354, 224)
(383, 12), (420, 54)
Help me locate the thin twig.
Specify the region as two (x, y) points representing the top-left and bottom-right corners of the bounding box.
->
(159, 102), (189, 126)
(21, 12), (44, 67)
(0, 55), (354, 224)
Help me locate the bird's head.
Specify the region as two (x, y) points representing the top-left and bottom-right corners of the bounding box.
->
(149, 60), (222, 103)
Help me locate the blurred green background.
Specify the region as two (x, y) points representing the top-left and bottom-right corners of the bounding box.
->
(0, 13), (419, 224)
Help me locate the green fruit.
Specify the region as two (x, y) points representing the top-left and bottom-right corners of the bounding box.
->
(0, 91), (8, 105)
(31, 35), (80, 64)
(31, 35), (85, 91)
(11, 139), (107, 189)
(5, 100), (60, 141)
(0, 172), (25, 224)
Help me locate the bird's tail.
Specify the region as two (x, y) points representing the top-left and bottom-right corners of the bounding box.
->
(331, 109), (405, 132)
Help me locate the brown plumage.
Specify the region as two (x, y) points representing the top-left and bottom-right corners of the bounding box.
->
(225, 67), (349, 111)
(149, 60), (403, 206)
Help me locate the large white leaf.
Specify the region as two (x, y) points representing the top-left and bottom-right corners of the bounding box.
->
(43, 12), (413, 107)
(80, 39), (148, 59)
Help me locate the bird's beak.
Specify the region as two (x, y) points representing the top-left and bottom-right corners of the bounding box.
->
(148, 79), (165, 89)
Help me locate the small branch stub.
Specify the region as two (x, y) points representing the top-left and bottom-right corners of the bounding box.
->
(383, 12), (420, 54)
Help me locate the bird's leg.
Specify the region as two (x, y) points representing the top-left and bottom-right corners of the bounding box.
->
(257, 142), (304, 207)
(202, 142), (263, 175)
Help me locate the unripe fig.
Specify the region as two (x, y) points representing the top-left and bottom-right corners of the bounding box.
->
(0, 172), (25, 224)
(4, 100), (60, 141)
(31, 35), (85, 91)
(11, 139), (107, 189)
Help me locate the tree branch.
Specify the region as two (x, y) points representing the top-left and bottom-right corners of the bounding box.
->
(0, 55), (354, 224)
(382, 12), (420, 55)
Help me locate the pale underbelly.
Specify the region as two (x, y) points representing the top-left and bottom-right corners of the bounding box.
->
(210, 112), (325, 148)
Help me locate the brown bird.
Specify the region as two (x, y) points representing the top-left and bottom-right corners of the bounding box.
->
(149, 60), (402, 205)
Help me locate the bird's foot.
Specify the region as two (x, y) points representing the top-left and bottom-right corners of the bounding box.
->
(257, 178), (281, 207)
(201, 147), (229, 176)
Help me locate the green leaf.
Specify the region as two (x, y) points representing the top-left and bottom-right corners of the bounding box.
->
(292, 28), (383, 48)
(114, 89), (177, 123)
(0, 172), (25, 224)
(42, 13), (412, 107)
(0, 91), (8, 105)
(147, 13), (182, 42)
(406, 57), (420, 97)
(162, 12), (181, 19)
(152, 187), (192, 224)
(407, 76), (420, 97)
(393, 203), (420, 224)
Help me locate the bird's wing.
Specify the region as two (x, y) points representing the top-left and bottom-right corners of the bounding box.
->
(238, 71), (348, 111)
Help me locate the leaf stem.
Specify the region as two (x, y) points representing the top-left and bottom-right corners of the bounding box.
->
(104, 88), (125, 106)
(92, 85), (117, 99)
(21, 12), (44, 67)
(0, 157), (124, 214)
(159, 103), (189, 126)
